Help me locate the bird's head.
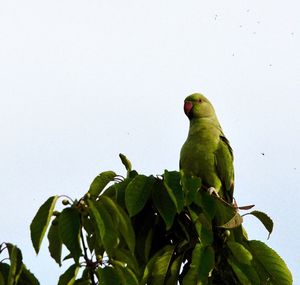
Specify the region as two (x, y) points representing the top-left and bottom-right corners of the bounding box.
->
(184, 93), (216, 120)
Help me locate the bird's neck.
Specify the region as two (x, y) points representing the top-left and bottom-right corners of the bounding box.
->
(188, 117), (221, 136)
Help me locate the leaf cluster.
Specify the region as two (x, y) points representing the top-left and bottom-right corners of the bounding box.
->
(0, 243), (39, 285)
(1, 154), (293, 284)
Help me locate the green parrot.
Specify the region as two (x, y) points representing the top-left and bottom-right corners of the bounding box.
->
(180, 93), (234, 203)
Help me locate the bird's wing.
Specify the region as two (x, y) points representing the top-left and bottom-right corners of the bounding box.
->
(214, 134), (234, 202)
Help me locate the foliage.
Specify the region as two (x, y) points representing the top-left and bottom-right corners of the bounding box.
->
(1, 154), (292, 284)
(0, 243), (40, 285)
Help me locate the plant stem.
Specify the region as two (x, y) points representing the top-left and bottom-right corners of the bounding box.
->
(80, 225), (96, 285)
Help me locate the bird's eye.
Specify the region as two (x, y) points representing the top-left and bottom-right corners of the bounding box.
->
(198, 99), (203, 103)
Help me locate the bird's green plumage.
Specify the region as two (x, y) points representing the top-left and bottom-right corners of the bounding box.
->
(180, 93), (234, 202)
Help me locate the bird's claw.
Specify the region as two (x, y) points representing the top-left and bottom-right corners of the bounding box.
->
(207, 187), (220, 197)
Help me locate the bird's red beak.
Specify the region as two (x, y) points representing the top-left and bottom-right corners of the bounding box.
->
(184, 101), (193, 115)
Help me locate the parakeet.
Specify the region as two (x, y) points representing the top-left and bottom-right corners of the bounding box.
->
(180, 93), (234, 203)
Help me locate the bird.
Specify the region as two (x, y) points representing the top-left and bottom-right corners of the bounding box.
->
(180, 93), (234, 203)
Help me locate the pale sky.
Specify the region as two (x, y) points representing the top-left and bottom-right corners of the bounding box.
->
(0, 1), (299, 284)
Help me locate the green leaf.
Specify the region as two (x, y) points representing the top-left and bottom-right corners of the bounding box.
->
(128, 170), (138, 178)
(100, 196), (136, 253)
(125, 175), (154, 217)
(244, 210), (273, 239)
(248, 240), (292, 285)
(74, 278), (91, 285)
(163, 170), (184, 213)
(47, 218), (62, 266)
(198, 191), (242, 228)
(87, 199), (119, 254)
(102, 184), (117, 199)
(116, 179), (132, 210)
(97, 267), (122, 285)
(182, 244), (214, 285)
(135, 218), (154, 266)
(228, 256), (260, 285)
(180, 172), (202, 206)
(17, 266), (40, 285)
(195, 191), (242, 229)
(219, 211), (243, 229)
(86, 231), (104, 257)
(58, 264), (80, 285)
(119, 153), (132, 173)
(87, 200), (105, 249)
(188, 206), (213, 246)
(141, 245), (175, 285)
(152, 179), (177, 230)
(0, 271), (5, 285)
(227, 241), (253, 265)
(74, 268), (91, 285)
(89, 171), (116, 197)
(30, 196), (59, 254)
(80, 267), (90, 279)
(165, 255), (184, 285)
(111, 260), (139, 285)
(144, 228), (153, 263)
(7, 244), (23, 285)
(0, 263), (10, 285)
(58, 208), (82, 262)
(111, 249), (139, 276)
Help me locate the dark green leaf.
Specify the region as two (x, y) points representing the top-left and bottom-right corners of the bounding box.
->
(62, 253), (73, 261)
(74, 278), (91, 285)
(141, 245), (175, 285)
(116, 179), (132, 210)
(144, 228), (153, 262)
(87, 199), (119, 254)
(219, 211), (243, 229)
(58, 208), (82, 262)
(73, 270), (91, 285)
(0, 271), (5, 285)
(17, 266), (40, 285)
(119, 153), (132, 173)
(30, 196), (59, 254)
(80, 267), (90, 279)
(227, 241), (252, 265)
(111, 260), (139, 285)
(152, 179), (177, 230)
(88, 171), (116, 197)
(182, 244), (214, 285)
(87, 200), (105, 249)
(163, 170), (184, 213)
(85, 233), (104, 258)
(96, 267), (122, 285)
(102, 184), (117, 199)
(166, 255), (184, 285)
(248, 240), (292, 285)
(0, 263), (10, 284)
(111, 248), (139, 276)
(47, 218), (62, 266)
(100, 196), (135, 253)
(244, 211), (273, 239)
(228, 256), (260, 285)
(125, 175), (154, 217)
(198, 192), (242, 228)
(58, 264), (79, 285)
(188, 207), (213, 246)
(7, 244), (23, 285)
(135, 215), (154, 266)
(81, 214), (93, 236)
(128, 170), (138, 178)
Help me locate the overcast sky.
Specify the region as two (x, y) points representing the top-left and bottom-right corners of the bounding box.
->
(0, 1), (299, 284)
